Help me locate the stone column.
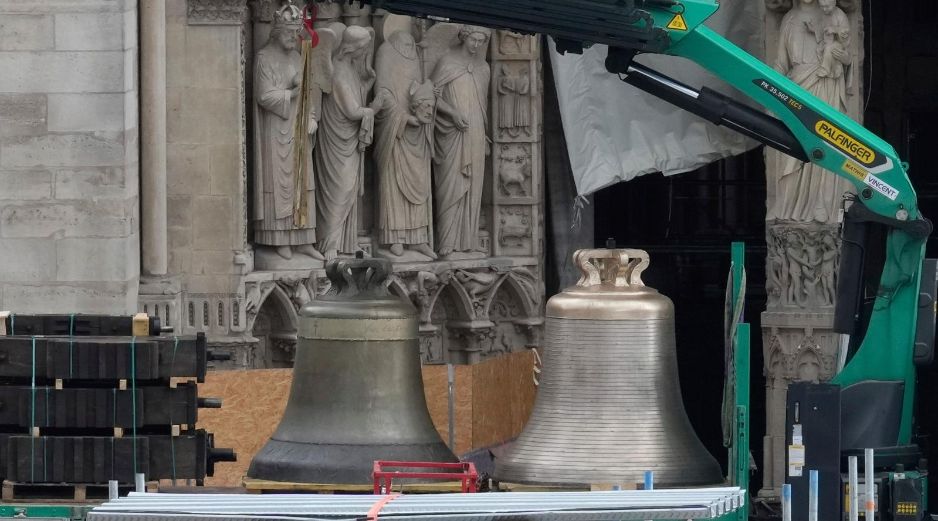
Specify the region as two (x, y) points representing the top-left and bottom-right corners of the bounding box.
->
(759, 0), (863, 500)
(140, 0), (168, 276)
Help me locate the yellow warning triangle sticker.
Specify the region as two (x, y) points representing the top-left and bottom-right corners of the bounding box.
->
(667, 13), (688, 31)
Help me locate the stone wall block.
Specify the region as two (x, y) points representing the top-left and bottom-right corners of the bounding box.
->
(123, 6), (137, 50)
(1, 133), (125, 168)
(0, 238), (56, 282)
(1, 282), (138, 314)
(124, 89), (138, 131)
(167, 195), (192, 228)
(47, 93), (124, 132)
(184, 27), (241, 89)
(123, 47), (136, 93)
(187, 274), (233, 295)
(192, 196), (233, 251)
(166, 143), (211, 195)
(0, 171), (53, 200)
(54, 13), (123, 50)
(0, 14), (54, 50)
(192, 251), (235, 276)
(0, 200), (133, 238)
(56, 236), (137, 281)
(166, 88), (209, 144)
(209, 143), (241, 196)
(0, 94), (46, 137)
(0, 1), (129, 14)
(54, 167), (128, 200)
(183, 87), (241, 145)
(0, 51), (124, 93)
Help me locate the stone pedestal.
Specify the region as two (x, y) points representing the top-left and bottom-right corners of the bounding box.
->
(759, 309), (841, 499)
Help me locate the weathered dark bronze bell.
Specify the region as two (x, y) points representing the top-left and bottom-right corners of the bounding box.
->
(248, 257), (456, 484)
(495, 249), (723, 487)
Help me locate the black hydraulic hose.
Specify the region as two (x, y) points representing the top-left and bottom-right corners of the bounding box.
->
(621, 62), (811, 163)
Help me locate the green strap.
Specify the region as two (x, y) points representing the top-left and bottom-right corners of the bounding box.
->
(170, 337), (179, 482)
(30, 336), (35, 482)
(130, 336), (138, 474)
(68, 314), (75, 378)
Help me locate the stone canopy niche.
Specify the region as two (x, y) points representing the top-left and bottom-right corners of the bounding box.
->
(140, 0), (544, 367)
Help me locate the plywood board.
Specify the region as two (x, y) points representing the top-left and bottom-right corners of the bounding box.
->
(198, 369), (292, 487)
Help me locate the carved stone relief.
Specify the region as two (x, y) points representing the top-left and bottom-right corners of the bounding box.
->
(498, 206), (534, 252)
(766, 225), (840, 308)
(187, 0), (249, 25)
(497, 144), (533, 199)
(159, 8), (543, 368)
(496, 62), (533, 140)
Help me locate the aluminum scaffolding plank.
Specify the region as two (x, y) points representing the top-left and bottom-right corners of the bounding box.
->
(88, 488), (745, 521)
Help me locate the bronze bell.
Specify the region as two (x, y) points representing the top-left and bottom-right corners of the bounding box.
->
(495, 249), (723, 487)
(248, 257), (457, 484)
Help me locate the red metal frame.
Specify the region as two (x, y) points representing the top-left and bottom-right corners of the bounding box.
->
(372, 461), (479, 494)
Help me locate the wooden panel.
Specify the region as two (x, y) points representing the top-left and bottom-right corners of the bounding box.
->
(471, 351), (537, 449)
(508, 350), (537, 435)
(197, 369), (292, 487)
(422, 364), (473, 456)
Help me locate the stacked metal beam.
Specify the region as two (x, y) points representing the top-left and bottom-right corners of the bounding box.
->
(89, 489), (747, 521)
(0, 313), (235, 489)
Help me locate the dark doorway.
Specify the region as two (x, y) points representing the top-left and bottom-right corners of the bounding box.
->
(593, 149), (769, 485)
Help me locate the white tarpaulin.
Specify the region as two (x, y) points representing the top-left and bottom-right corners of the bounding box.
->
(549, 1), (764, 196)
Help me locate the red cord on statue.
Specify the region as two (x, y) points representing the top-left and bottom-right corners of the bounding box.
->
(302, 4), (320, 48)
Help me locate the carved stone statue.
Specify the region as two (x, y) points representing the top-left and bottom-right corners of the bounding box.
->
(497, 64), (531, 138)
(252, 11), (324, 261)
(429, 25), (492, 258)
(769, 0), (853, 224)
(314, 24), (379, 260)
(374, 31), (437, 260)
(499, 31), (526, 55)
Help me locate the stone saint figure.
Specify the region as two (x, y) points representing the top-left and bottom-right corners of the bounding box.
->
(315, 26), (378, 260)
(252, 14), (323, 261)
(431, 25), (491, 258)
(771, 0), (852, 224)
(497, 64), (531, 138)
(374, 31), (438, 260)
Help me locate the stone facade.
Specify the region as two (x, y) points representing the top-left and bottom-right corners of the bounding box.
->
(760, 0), (863, 500)
(136, 0), (545, 368)
(0, 0), (140, 313)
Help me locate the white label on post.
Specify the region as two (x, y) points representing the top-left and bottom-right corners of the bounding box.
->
(792, 424), (803, 445)
(789, 445), (805, 477)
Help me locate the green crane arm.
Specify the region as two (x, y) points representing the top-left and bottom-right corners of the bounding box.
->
(353, 0), (932, 444)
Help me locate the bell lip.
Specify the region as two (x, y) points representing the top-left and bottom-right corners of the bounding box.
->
(247, 438), (458, 485)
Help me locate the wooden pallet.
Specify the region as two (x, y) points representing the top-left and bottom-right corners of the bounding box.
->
(1, 480), (157, 502)
(242, 477), (466, 494)
(497, 481), (639, 492)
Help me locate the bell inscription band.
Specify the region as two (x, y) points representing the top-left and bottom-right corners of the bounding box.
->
(248, 257), (456, 484)
(495, 248), (722, 487)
